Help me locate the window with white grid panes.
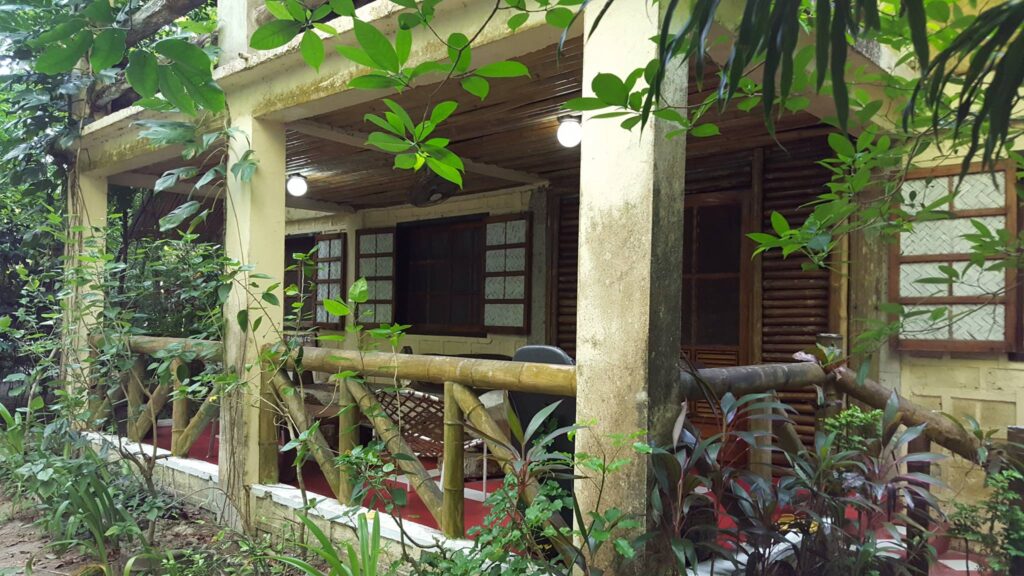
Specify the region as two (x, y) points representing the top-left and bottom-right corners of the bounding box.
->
(890, 164), (1018, 352)
(314, 233), (347, 328)
(483, 214), (531, 333)
(356, 228), (395, 327)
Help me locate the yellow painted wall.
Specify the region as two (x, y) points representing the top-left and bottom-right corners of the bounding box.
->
(285, 185), (543, 358)
(900, 353), (1024, 500)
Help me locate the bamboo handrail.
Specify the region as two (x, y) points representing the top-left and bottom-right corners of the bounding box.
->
(335, 376), (358, 503)
(171, 360), (189, 449)
(125, 357), (146, 441)
(89, 334), (223, 361)
(292, 346), (577, 396)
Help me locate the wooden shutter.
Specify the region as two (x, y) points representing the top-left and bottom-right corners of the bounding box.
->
(356, 228), (395, 326)
(761, 137), (834, 455)
(313, 233), (346, 328)
(483, 214), (531, 333)
(889, 164), (1018, 353)
(550, 195), (579, 356)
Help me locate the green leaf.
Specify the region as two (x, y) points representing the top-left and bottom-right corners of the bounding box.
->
(336, 44), (378, 68)
(159, 200), (201, 231)
(348, 278), (369, 303)
(264, 0), (294, 20)
(447, 32), (471, 72)
(395, 28), (411, 66)
(172, 63), (225, 112)
(475, 60), (529, 78)
(81, 0), (115, 24)
(564, 97), (607, 111)
(300, 30), (325, 71)
(429, 100), (458, 125)
(394, 153), (418, 169)
(770, 211), (790, 236)
(366, 132), (411, 153)
(425, 156), (462, 188)
(460, 75), (489, 100)
(237, 309), (249, 331)
(250, 20), (302, 50)
(35, 30), (93, 74)
(90, 28), (126, 72)
(689, 123), (719, 137)
(545, 7), (574, 28)
(158, 65), (197, 115)
(323, 298), (350, 317)
(349, 74), (401, 90)
(329, 0), (355, 16)
(354, 19), (399, 72)
(507, 12), (529, 30)
(126, 50), (159, 97)
(827, 132), (855, 158)
(0, 316), (11, 331)
(591, 73), (628, 106)
(154, 38), (213, 77)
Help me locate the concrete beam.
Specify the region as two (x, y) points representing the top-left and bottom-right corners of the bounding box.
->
(289, 119), (548, 185)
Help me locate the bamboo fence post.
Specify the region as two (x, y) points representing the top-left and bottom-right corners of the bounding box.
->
(270, 371), (341, 497)
(170, 359), (188, 449)
(344, 378), (444, 525)
(258, 368), (279, 485)
(442, 381), (465, 538)
(131, 379), (171, 441)
(815, 333), (844, 426)
(905, 435), (932, 576)
(125, 356), (147, 441)
(173, 393), (219, 456)
(335, 375), (358, 503)
(1008, 427), (1024, 575)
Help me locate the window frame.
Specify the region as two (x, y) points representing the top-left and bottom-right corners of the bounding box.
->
(482, 213), (532, 335)
(888, 161), (1019, 353)
(313, 232), (347, 330)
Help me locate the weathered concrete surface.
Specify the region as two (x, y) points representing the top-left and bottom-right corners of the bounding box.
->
(574, 2), (687, 573)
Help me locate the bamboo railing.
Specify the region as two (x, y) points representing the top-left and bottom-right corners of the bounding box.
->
(90, 335), (224, 458)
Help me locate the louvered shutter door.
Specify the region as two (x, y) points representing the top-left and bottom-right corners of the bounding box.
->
(552, 195), (580, 356)
(761, 137), (834, 455)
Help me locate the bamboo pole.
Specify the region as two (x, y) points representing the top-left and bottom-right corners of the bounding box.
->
(172, 393), (219, 456)
(270, 371), (341, 498)
(90, 334), (223, 361)
(442, 382), (465, 538)
(296, 346), (576, 396)
(170, 359), (188, 449)
(344, 378), (444, 525)
(125, 356), (146, 441)
(335, 376), (358, 503)
(132, 379), (171, 441)
(258, 369), (279, 485)
(678, 361), (827, 400)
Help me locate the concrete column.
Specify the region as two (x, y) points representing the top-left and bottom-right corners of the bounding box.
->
(574, 3), (686, 572)
(220, 114), (286, 529)
(64, 174), (108, 394)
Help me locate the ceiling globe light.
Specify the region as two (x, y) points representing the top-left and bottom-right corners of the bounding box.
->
(286, 174), (308, 197)
(556, 116), (582, 148)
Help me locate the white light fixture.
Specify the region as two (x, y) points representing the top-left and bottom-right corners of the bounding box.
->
(286, 174), (308, 197)
(556, 116), (582, 148)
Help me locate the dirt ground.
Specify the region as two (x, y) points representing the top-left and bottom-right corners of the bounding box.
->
(0, 500), (93, 575)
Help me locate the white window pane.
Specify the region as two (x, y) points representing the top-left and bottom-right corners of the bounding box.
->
(317, 262), (329, 280)
(901, 178), (949, 214)
(318, 240), (330, 258)
(316, 305), (327, 323)
(485, 303), (523, 327)
(317, 284), (328, 300)
(376, 233), (394, 253)
(485, 276), (505, 299)
(505, 248), (526, 272)
(900, 305), (949, 340)
(359, 234), (377, 255)
(899, 263), (946, 298)
(505, 275), (525, 299)
(330, 261), (342, 280)
(486, 222), (506, 246)
(486, 250), (505, 273)
(377, 280), (393, 300)
(953, 264), (1004, 297)
(954, 173), (1004, 210)
(507, 220), (527, 244)
(360, 257), (377, 277)
(376, 257), (393, 276)
(950, 304), (1004, 341)
(376, 304), (392, 323)
(359, 303), (375, 323)
(900, 216), (1005, 256)
(330, 239), (342, 258)
(329, 283), (341, 300)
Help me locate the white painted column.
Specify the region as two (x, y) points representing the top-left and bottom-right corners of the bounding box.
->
(217, 0), (258, 64)
(221, 114), (287, 528)
(64, 174), (109, 395)
(574, 3), (687, 571)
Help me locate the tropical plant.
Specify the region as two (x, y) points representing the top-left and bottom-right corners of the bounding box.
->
(947, 469), (1024, 575)
(269, 512), (385, 576)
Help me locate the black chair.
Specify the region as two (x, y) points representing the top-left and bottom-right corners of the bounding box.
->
(510, 345), (576, 523)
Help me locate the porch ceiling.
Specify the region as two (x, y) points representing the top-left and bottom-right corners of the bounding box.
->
(285, 38), (585, 211)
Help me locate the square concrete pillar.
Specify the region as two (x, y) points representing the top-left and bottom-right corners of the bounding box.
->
(217, 0), (259, 64)
(574, 3), (686, 571)
(65, 174), (108, 392)
(220, 115), (286, 528)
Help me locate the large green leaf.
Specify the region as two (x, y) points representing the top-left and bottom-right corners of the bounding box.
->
(299, 30), (325, 71)
(475, 60), (529, 78)
(172, 63), (225, 112)
(158, 65), (197, 116)
(126, 50), (159, 97)
(90, 28), (126, 72)
(159, 200), (201, 231)
(35, 30), (93, 74)
(250, 20), (302, 50)
(460, 75), (489, 100)
(354, 19), (399, 72)
(154, 38), (214, 77)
